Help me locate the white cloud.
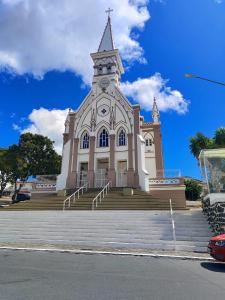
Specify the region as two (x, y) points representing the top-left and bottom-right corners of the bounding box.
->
(0, 0), (150, 84)
(12, 123), (21, 131)
(13, 108), (69, 154)
(121, 73), (189, 114)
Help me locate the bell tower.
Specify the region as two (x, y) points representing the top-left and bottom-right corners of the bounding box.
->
(91, 11), (124, 90)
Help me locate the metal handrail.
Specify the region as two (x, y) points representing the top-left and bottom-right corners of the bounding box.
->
(169, 199), (177, 251)
(92, 182), (111, 210)
(63, 183), (88, 211)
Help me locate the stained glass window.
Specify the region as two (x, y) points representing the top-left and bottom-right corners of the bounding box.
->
(81, 131), (89, 149)
(118, 129), (126, 146)
(99, 128), (109, 147)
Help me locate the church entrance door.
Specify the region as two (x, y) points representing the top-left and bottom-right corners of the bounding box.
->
(95, 159), (109, 188)
(117, 161), (127, 187)
(77, 162), (88, 187)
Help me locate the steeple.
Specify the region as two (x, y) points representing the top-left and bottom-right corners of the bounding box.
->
(90, 10), (124, 87)
(152, 98), (160, 123)
(98, 15), (115, 52)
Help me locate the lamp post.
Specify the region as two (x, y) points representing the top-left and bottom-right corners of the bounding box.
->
(185, 73), (225, 87)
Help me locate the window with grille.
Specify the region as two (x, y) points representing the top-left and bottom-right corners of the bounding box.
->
(145, 139), (153, 147)
(99, 128), (109, 147)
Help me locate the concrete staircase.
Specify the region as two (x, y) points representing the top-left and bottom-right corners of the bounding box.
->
(0, 210), (213, 252)
(173, 210), (213, 252)
(67, 188), (186, 210)
(2, 188), (186, 211)
(95, 189), (185, 210)
(2, 194), (66, 211)
(2, 189), (101, 211)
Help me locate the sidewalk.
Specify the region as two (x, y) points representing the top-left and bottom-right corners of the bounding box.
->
(0, 243), (213, 261)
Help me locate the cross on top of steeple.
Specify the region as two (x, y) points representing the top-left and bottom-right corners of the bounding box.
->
(105, 8), (113, 18)
(98, 9), (115, 52)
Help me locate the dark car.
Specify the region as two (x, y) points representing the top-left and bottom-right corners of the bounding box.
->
(12, 192), (31, 204)
(208, 234), (225, 262)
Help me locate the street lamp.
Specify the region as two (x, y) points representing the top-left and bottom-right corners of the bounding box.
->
(185, 73), (225, 87)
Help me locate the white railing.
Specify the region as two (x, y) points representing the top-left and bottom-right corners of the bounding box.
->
(169, 199), (177, 251)
(92, 182), (111, 210)
(63, 183), (88, 211)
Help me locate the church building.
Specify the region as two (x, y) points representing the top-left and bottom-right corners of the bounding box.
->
(56, 15), (164, 192)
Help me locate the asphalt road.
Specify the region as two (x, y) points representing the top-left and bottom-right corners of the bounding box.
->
(0, 251), (224, 300)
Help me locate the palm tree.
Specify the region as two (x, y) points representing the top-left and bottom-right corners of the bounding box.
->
(189, 133), (212, 159)
(214, 127), (225, 147)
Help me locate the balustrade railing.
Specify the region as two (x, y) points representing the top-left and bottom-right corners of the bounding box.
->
(149, 178), (181, 185)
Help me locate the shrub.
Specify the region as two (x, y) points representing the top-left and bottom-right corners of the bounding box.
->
(185, 179), (203, 201)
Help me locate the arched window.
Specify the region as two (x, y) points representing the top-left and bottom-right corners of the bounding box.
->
(81, 131), (89, 149)
(118, 128), (126, 146)
(99, 128), (109, 147)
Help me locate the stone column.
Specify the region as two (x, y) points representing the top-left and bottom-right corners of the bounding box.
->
(66, 138), (79, 189)
(108, 134), (116, 187)
(133, 105), (140, 187)
(127, 133), (135, 187)
(153, 124), (164, 177)
(88, 136), (95, 188)
(66, 113), (76, 190)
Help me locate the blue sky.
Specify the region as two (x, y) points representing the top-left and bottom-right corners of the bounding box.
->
(0, 0), (225, 179)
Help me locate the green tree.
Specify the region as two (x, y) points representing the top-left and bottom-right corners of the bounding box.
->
(2, 133), (61, 197)
(5, 144), (29, 196)
(0, 148), (13, 197)
(214, 127), (225, 147)
(189, 133), (212, 159)
(185, 179), (203, 201)
(19, 133), (61, 176)
(190, 128), (225, 160)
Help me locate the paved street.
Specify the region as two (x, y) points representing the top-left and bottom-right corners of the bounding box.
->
(0, 250), (224, 300)
(0, 211), (212, 252)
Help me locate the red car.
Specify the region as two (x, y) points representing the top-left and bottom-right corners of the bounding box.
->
(208, 234), (225, 261)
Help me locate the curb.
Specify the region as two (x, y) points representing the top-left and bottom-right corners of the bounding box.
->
(0, 246), (214, 261)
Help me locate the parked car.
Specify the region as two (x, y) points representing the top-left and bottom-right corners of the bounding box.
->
(208, 234), (225, 262)
(12, 192), (31, 204)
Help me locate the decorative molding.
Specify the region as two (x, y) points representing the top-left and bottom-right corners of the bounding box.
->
(97, 104), (110, 117)
(149, 179), (181, 185)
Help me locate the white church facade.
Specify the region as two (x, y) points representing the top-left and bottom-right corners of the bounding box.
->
(56, 15), (164, 192)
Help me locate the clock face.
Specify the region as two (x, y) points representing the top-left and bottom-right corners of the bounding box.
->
(99, 77), (110, 89)
(97, 104), (110, 117)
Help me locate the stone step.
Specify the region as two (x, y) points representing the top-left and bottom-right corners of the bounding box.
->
(0, 237), (208, 252)
(4, 187), (186, 210)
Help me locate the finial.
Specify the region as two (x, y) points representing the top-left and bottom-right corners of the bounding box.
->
(106, 8), (113, 18)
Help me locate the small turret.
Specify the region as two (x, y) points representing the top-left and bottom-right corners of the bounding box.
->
(152, 98), (160, 123)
